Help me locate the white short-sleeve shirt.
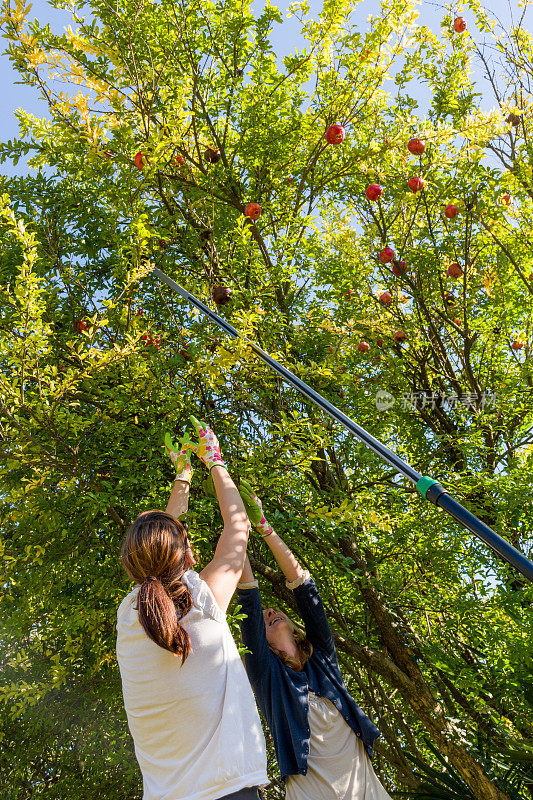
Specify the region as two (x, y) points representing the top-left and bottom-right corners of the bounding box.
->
(116, 570), (268, 800)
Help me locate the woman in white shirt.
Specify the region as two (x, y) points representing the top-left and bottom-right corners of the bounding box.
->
(116, 417), (268, 800)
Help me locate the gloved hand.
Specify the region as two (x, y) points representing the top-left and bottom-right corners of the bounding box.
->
(183, 415), (226, 472)
(164, 432), (194, 484)
(240, 479), (274, 537)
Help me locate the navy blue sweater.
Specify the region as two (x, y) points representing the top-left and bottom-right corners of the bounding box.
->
(237, 577), (380, 779)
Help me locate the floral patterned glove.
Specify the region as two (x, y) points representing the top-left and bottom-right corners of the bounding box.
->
(184, 415), (226, 472)
(240, 479), (274, 537)
(164, 432), (194, 483)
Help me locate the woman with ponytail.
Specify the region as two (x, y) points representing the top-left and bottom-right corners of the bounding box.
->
(116, 417), (268, 800)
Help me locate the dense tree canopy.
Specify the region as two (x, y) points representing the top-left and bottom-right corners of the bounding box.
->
(0, 0), (532, 798)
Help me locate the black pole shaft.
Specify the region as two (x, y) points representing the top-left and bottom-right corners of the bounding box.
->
(436, 492), (533, 580)
(246, 340), (422, 481)
(152, 268), (421, 480)
(152, 267), (533, 583)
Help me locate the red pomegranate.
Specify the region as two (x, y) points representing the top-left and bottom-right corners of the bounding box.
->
(213, 286), (232, 305)
(408, 177), (425, 193)
(447, 263), (462, 279)
(445, 205), (459, 219)
(325, 124), (345, 145)
(134, 151), (148, 169)
(245, 203), (261, 220)
(392, 261), (407, 277)
(366, 184), (383, 201)
(407, 139), (425, 155)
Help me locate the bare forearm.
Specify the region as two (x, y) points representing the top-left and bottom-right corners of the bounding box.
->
(211, 465), (249, 530)
(165, 479), (190, 520)
(199, 466), (251, 609)
(264, 530), (302, 583)
(240, 554), (255, 584)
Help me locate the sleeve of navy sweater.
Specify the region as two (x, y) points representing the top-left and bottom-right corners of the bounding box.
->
(237, 587), (271, 684)
(292, 577), (338, 663)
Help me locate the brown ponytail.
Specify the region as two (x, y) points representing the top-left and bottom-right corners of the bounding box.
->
(120, 511), (193, 663)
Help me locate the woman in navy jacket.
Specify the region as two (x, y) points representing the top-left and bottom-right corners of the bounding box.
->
(237, 482), (392, 800)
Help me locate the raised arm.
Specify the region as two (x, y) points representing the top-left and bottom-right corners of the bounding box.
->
(173, 417), (249, 613)
(262, 530), (303, 584)
(266, 532), (335, 658)
(165, 419), (250, 611)
(240, 480), (303, 584)
(292, 578), (336, 660)
(199, 464), (250, 612)
(165, 479), (190, 521)
(240, 480), (336, 659)
(164, 439), (193, 521)
(236, 555), (272, 683)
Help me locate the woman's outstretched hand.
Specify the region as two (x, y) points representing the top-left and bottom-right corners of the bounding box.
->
(164, 433), (195, 484)
(183, 416), (227, 472)
(239, 480), (274, 537)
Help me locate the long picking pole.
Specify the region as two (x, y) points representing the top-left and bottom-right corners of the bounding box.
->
(152, 267), (533, 583)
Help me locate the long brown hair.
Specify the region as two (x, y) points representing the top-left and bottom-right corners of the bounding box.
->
(270, 624), (313, 672)
(120, 510), (193, 663)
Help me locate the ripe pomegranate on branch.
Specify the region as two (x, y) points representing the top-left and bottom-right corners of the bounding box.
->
(245, 202), (261, 220)
(212, 286), (232, 305)
(407, 138), (425, 155)
(366, 184), (383, 201)
(379, 246), (395, 263)
(325, 124), (345, 145)
(392, 261), (407, 276)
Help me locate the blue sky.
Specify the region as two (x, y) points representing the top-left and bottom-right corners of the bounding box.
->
(0, 0), (527, 177)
